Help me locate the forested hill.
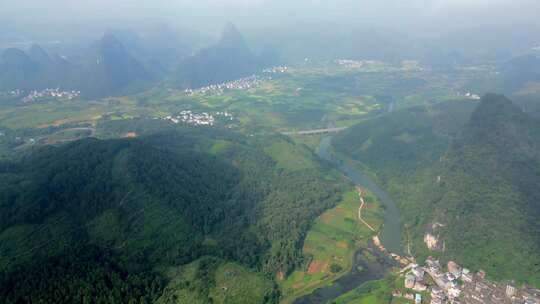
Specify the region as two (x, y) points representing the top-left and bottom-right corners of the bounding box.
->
(0, 129), (344, 303)
(332, 95), (540, 286)
(432, 94), (540, 284)
(0, 46), (61, 91)
(333, 100), (478, 175)
(501, 54), (540, 93)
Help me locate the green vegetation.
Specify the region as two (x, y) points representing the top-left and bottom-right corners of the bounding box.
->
(0, 62), (464, 134)
(0, 246), (164, 304)
(430, 94), (540, 285)
(333, 94), (540, 286)
(289, 134), (323, 151)
(0, 128), (345, 302)
(264, 139), (319, 171)
(156, 257), (276, 304)
(280, 190), (384, 303)
(334, 99), (478, 177)
(330, 275), (409, 304)
(0, 60), (526, 302)
(331, 277), (391, 304)
(333, 99), (479, 257)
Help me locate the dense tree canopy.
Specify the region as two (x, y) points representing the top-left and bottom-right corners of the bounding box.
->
(0, 128), (344, 302)
(334, 95), (540, 285)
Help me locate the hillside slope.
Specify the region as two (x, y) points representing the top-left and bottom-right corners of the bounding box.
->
(175, 23), (259, 88)
(0, 129), (344, 303)
(333, 95), (540, 285)
(432, 94), (540, 284)
(333, 100), (478, 175)
(80, 34), (153, 97)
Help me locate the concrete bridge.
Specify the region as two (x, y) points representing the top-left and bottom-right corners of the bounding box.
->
(282, 127), (347, 136)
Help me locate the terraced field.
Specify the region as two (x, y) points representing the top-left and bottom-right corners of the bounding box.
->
(156, 260), (275, 304)
(280, 190), (384, 303)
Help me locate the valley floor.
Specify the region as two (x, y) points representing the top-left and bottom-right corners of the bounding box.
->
(279, 189), (384, 303)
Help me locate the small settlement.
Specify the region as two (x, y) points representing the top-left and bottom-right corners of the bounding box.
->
(400, 257), (540, 304)
(161, 110), (233, 127)
(459, 92), (482, 100)
(22, 88), (80, 103)
(1, 88), (81, 102)
(184, 75), (265, 96)
(185, 66), (288, 96)
(3, 89), (24, 96)
(334, 59), (384, 69)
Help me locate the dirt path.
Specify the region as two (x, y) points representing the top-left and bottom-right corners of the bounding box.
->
(357, 187), (376, 232)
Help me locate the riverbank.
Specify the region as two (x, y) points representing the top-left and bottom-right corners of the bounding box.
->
(317, 136), (404, 256)
(331, 274), (411, 304)
(293, 242), (398, 304)
(279, 189), (384, 303)
(279, 135), (407, 304)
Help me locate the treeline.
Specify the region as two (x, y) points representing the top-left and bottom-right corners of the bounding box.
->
(0, 246), (164, 304)
(0, 128), (344, 302)
(333, 95), (540, 285)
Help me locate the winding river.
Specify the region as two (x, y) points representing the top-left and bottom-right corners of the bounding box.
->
(318, 136), (403, 255)
(293, 136), (403, 304)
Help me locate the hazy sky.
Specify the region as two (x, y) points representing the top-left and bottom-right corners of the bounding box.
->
(1, 0), (539, 39)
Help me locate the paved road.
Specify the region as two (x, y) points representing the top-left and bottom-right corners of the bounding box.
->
(282, 127), (347, 136)
(13, 127), (96, 150)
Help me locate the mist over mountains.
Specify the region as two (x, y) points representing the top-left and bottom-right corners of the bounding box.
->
(174, 23), (262, 89)
(2, 2), (540, 302)
(2, 16), (540, 99)
(0, 23), (284, 97)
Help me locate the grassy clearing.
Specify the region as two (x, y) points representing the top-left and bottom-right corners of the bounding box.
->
(210, 263), (274, 303)
(331, 275), (412, 304)
(0, 98), (149, 130)
(290, 134), (323, 152)
(156, 259), (274, 304)
(263, 140), (319, 171)
(279, 189), (384, 303)
(0, 65), (458, 134)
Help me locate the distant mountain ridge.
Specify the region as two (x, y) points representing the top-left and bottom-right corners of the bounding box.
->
(501, 54), (540, 92)
(468, 54), (540, 96)
(0, 34), (156, 98)
(175, 23), (274, 89)
(81, 34), (153, 97)
(1, 47), (46, 90)
(0, 23), (280, 97)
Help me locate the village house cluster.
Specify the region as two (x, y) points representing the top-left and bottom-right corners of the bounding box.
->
(400, 60), (424, 71)
(184, 66), (288, 96)
(458, 92), (481, 100)
(335, 59), (365, 68)
(401, 258), (540, 304)
(22, 88), (80, 103)
(262, 66), (289, 74)
(4, 89), (24, 97)
(161, 110), (233, 127)
(460, 273), (540, 304)
(185, 75), (267, 96)
(335, 59), (383, 69)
